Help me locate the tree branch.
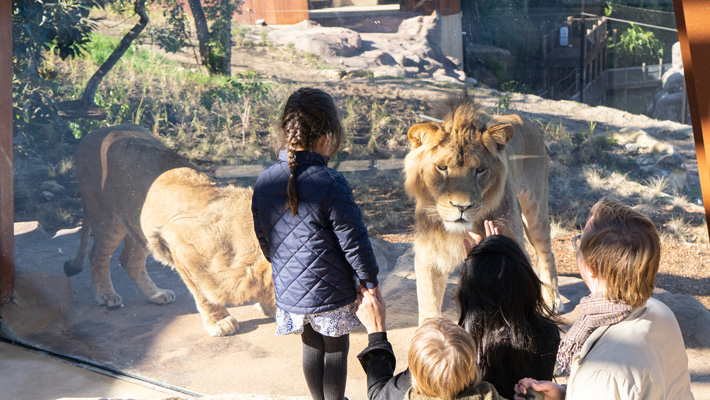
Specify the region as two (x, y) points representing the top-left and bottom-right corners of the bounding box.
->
(79, 0), (149, 106)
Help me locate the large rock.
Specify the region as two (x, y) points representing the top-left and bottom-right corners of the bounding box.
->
(654, 290), (710, 349)
(672, 41), (683, 70)
(267, 14), (464, 83)
(462, 44), (515, 87)
(370, 238), (411, 273)
(653, 92), (688, 124)
(645, 42), (690, 124)
(662, 70), (685, 93)
(267, 20), (363, 59)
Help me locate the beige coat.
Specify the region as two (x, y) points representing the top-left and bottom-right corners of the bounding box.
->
(566, 297), (693, 400)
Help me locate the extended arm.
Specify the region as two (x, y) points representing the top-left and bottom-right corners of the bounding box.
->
(356, 288), (410, 400)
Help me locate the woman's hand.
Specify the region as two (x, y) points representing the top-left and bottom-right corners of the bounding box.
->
(464, 220), (499, 253)
(513, 378), (565, 400)
(356, 285), (386, 334)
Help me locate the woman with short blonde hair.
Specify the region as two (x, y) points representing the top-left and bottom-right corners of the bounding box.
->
(579, 198), (660, 307)
(515, 198), (693, 400)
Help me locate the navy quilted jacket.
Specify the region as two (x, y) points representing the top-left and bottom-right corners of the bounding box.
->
(252, 150), (379, 314)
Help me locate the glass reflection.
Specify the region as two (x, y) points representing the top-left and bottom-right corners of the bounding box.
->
(7, 1), (705, 398)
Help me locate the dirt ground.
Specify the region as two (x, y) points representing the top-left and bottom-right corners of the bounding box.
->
(14, 14), (710, 311)
(8, 222), (710, 400)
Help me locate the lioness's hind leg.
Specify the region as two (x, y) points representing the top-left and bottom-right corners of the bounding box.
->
(172, 264), (239, 336)
(198, 303), (239, 337)
(88, 232), (124, 309)
(256, 288), (276, 317)
(119, 236), (175, 305)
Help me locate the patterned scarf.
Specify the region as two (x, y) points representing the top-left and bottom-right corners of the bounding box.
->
(555, 293), (633, 376)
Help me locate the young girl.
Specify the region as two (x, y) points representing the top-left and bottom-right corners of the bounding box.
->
(252, 87), (380, 400)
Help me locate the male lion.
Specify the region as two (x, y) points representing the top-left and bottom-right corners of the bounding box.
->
(405, 94), (561, 324)
(64, 124), (275, 336)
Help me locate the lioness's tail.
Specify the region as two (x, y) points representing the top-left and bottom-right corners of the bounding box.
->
(64, 219), (91, 277)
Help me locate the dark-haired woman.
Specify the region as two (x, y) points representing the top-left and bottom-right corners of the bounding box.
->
(459, 233), (561, 399)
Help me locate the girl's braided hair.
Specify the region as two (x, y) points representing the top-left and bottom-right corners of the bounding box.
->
(280, 87), (343, 215)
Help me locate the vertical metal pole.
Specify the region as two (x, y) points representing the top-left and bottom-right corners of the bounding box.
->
(0, 0), (14, 306)
(578, 0), (585, 104)
(681, 79), (687, 125)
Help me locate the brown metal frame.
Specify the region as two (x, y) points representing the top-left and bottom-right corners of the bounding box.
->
(1, 0), (13, 307)
(1, 2), (710, 307)
(673, 0), (710, 236)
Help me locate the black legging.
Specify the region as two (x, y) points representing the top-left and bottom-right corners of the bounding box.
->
(301, 323), (350, 400)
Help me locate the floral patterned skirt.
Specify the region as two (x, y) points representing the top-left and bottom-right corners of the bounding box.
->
(275, 302), (360, 338)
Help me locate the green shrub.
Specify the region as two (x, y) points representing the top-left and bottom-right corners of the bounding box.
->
(608, 24), (664, 67)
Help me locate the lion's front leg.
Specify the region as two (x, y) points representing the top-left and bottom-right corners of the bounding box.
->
(256, 288), (276, 317)
(414, 253), (448, 326)
(537, 254), (561, 312)
(518, 193), (562, 312)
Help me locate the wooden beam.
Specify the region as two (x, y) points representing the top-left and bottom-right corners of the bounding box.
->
(0, 0), (14, 306)
(673, 0), (710, 238)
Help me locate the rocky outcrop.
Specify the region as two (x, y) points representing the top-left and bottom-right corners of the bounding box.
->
(645, 42), (691, 124)
(462, 44), (515, 88)
(267, 20), (362, 59)
(267, 14), (465, 82)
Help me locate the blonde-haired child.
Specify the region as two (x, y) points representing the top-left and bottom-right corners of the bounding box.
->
(356, 288), (502, 400)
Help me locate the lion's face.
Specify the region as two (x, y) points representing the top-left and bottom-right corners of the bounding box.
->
(404, 104), (514, 233)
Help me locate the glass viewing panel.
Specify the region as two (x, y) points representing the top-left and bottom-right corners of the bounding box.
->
(8, 0), (705, 398)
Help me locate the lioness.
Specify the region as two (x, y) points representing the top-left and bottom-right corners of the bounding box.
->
(64, 124), (275, 336)
(405, 94), (561, 324)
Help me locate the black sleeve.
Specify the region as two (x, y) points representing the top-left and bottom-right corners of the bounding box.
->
(535, 324), (562, 381)
(357, 332), (411, 400)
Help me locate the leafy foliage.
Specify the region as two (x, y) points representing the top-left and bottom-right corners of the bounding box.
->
(608, 24), (664, 67)
(12, 0), (103, 162)
(12, 0), (100, 78)
(202, 0), (241, 74)
(154, 0), (243, 75)
(153, 0), (192, 53)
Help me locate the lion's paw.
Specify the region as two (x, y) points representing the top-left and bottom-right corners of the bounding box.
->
(147, 289), (176, 305)
(205, 316), (239, 337)
(96, 293), (123, 309)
